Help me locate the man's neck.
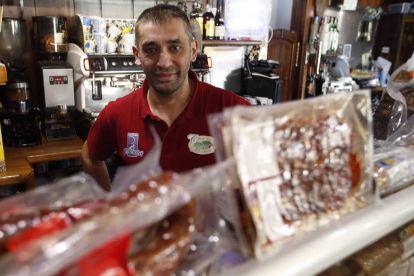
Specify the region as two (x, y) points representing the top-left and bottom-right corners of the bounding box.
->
(147, 75), (195, 127)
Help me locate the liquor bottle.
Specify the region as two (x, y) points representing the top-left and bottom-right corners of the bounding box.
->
(305, 66), (314, 98)
(214, 0), (225, 40)
(203, 0), (215, 40)
(190, 1), (204, 37)
(314, 65), (325, 96)
(319, 16), (331, 55)
(330, 17), (339, 53)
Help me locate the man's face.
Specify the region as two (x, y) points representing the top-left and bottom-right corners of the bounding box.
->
(133, 18), (197, 95)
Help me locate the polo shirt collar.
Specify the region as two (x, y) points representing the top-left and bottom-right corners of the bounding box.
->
(139, 70), (204, 119)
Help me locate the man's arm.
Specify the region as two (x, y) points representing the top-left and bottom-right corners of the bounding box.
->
(81, 141), (111, 191)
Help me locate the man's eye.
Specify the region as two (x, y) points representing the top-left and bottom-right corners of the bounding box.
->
(144, 48), (157, 54)
(171, 45), (181, 51)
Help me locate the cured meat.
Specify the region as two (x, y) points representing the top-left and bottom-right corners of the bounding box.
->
(274, 114), (358, 223)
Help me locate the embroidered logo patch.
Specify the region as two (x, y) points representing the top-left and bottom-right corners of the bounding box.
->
(187, 134), (215, 155)
(123, 133), (144, 157)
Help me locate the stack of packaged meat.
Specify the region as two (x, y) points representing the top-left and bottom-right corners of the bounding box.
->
(0, 151), (233, 276)
(320, 219), (414, 276)
(208, 91), (374, 258)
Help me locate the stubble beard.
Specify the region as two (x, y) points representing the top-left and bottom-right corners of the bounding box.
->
(147, 61), (191, 95)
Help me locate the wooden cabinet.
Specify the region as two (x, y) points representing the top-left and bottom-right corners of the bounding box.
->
(267, 30), (299, 102)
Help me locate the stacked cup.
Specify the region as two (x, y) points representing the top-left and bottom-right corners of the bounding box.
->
(107, 23), (122, 54)
(119, 34), (135, 54)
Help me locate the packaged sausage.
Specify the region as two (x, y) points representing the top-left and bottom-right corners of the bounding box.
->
(373, 146), (414, 197)
(208, 91), (374, 258)
(0, 132), (235, 276)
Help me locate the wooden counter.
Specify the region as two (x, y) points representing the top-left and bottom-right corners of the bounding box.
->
(1, 135), (85, 189)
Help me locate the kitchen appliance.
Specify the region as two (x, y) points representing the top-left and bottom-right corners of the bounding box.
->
(33, 16), (76, 141)
(242, 59), (283, 104)
(0, 18), (41, 147)
(36, 61), (76, 141)
(326, 57), (354, 93)
(67, 15), (211, 140)
(32, 16), (68, 61)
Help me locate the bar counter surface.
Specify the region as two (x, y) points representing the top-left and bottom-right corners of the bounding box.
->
(1, 135), (84, 189)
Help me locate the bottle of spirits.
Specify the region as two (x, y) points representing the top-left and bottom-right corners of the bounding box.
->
(305, 66), (314, 98)
(214, 0), (225, 40)
(330, 17), (339, 53)
(319, 16), (331, 55)
(191, 1), (204, 37)
(203, 0), (215, 40)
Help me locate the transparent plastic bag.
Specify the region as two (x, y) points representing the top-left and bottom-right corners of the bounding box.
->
(0, 173), (106, 256)
(378, 52), (414, 138)
(208, 91), (374, 258)
(0, 160), (235, 276)
(373, 146), (414, 197)
(385, 114), (414, 147)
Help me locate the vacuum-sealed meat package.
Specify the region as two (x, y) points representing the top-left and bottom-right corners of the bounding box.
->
(373, 146), (414, 197)
(0, 173), (107, 257)
(0, 127), (235, 276)
(208, 91), (374, 258)
(0, 161), (233, 276)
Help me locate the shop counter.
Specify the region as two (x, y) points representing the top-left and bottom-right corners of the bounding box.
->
(1, 135), (84, 190)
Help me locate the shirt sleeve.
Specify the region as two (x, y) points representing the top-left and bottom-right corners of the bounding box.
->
(86, 106), (117, 160)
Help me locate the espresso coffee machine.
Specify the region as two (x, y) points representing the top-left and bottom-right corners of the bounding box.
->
(33, 16), (77, 141)
(0, 18), (41, 147)
(67, 15), (210, 140)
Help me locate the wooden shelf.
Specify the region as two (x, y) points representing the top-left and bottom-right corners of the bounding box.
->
(0, 135), (85, 188)
(202, 40), (262, 46)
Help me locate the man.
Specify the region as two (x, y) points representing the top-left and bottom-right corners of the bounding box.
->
(82, 4), (250, 191)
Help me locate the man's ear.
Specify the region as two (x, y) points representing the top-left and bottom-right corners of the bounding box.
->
(133, 45), (141, 66)
(191, 39), (198, 62)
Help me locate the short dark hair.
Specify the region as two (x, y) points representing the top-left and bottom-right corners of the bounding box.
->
(135, 4), (193, 46)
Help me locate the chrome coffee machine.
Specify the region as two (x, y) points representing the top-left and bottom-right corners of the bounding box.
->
(67, 43), (145, 140)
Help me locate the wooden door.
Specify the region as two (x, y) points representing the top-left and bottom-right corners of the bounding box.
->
(267, 29), (299, 102)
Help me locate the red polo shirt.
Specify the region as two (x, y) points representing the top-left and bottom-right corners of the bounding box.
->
(87, 70), (250, 172)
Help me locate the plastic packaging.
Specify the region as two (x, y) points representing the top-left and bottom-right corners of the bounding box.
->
(376, 52), (414, 139)
(320, 219), (414, 276)
(0, 133), (235, 276)
(373, 146), (414, 197)
(0, 173), (107, 255)
(208, 91), (374, 258)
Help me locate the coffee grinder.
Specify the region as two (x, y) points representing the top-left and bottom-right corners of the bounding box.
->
(0, 18), (41, 147)
(33, 16), (76, 141)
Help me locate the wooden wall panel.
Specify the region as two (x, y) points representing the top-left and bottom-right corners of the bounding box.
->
(33, 0), (73, 17)
(73, 0), (101, 17)
(102, 0), (133, 19)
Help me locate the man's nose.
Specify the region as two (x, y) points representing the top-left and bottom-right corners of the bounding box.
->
(157, 49), (172, 68)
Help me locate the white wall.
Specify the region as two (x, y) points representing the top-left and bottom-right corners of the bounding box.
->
(270, 0), (293, 31)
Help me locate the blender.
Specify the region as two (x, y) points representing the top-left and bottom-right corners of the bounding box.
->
(33, 16), (76, 141)
(0, 18), (41, 147)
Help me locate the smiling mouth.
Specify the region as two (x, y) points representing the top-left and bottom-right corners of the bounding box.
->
(155, 73), (176, 81)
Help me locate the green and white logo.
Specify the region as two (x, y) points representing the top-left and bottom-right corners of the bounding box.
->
(187, 134), (215, 155)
